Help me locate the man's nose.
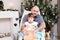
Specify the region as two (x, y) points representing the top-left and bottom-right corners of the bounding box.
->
(34, 12), (37, 14)
(35, 11), (38, 13)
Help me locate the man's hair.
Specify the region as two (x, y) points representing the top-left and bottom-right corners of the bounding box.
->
(30, 5), (40, 10)
(27, 13), (34, 18)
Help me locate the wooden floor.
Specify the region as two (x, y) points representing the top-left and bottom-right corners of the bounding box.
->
(45, 37), (58, 40)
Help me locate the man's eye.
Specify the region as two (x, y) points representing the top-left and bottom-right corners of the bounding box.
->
(36, 11), (38, 12)
(34, 10), (38, 12)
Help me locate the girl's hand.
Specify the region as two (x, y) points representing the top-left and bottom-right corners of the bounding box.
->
(22, 27), (28, 35)
(33, 27), (38, 33)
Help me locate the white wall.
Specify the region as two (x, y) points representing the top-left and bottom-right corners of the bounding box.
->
(2, 0), (57, 12)
(51, 0), (57, 7)
(2, 0), (25, 12)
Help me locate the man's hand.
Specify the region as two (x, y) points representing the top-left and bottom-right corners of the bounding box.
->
(33, 22), (45, 33)
(38, 22), (46, 31)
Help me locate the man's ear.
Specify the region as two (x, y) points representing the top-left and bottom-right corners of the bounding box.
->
(33, 18), (35, 21)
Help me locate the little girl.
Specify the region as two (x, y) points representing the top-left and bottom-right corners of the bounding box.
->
(21, 13), (42, 40)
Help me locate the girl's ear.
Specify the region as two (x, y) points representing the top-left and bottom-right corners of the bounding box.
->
(24, 25), (26, 27)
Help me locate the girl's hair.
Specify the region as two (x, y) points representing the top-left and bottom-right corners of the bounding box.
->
(27, 13), (34, 18)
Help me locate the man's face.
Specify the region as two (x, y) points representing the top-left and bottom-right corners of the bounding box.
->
(31, 6), (39, 16)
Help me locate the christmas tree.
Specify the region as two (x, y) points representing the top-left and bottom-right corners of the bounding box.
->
(0, 1), (4, 10)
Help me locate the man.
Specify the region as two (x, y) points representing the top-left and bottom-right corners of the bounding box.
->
(21, 5), (46, 40)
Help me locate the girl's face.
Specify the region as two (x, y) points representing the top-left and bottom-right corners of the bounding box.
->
(28, 17), (34, 23)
